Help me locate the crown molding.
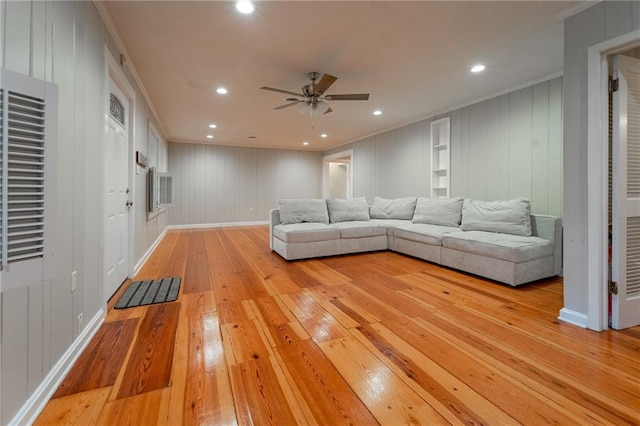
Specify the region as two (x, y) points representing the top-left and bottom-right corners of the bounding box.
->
(93, 1), (168, 140)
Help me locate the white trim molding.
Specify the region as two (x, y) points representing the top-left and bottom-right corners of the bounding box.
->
(586, 29), (640, 331)
(133, 226), (169, 275)
(167, 221), (269, 230)
(93, 1), (168, 139)
(558, 308), (589, 329)
(9, 309), (105, 426)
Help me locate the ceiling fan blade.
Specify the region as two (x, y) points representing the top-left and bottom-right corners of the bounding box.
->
(274, 101), (300, 110)
(314, 74), (337, 95)
(324, 94), (370, 101)
(261, 86), (304, 97)
(324, 107), (333, 115)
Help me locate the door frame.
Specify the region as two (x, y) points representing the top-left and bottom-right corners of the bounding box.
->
(322, 149), (354, 199)
(103, 46), (136, 305)
(586, 30), (640, 331)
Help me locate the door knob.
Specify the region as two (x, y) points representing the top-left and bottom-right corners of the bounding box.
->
(126, 200), (133, 207)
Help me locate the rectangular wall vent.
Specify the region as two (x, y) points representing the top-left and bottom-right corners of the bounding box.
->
(0, 69), (56, 269)
(158, 174), (173, 205)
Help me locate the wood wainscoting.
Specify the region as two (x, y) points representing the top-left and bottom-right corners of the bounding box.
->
(35, 226), (640, 425)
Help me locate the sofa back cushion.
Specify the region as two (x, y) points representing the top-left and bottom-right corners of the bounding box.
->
(412, 197), (463, 227)
(279, 199), (329, 225)
(370, 196), (417, 220)
(461, 198), (532, 236)
(326, 197), (370, 223)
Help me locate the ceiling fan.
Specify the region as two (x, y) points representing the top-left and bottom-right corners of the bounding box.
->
(261, 72), (370, 117)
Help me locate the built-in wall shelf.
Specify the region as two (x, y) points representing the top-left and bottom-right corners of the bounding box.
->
(430, 116), (451, 199)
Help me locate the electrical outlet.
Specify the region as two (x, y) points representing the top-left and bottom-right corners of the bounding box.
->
(71, 270), (78, 292)
(77, 313), (83, 332)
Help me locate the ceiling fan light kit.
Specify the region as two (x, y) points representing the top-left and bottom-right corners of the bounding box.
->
(261, 71), (370, 123)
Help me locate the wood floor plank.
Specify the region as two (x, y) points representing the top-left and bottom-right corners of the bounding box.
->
(34, 387), (112, 425)
(300, 312), (351, 344)
(228, 357), (302, 425)
(333, 283), (405, 322)
(183, 231), (213, 293)
(382, 316), (582, 425)
(294, 260), (353, 287)
(52, 319), (138, 398)
(98, 388), (169, 425)
(221, 319), (273, 365)
(356, 322), (517, 425)
(218, 229), (273, 299)
(443, 302), (640, 403)
(415, 312), (639, 425)
(182, 310), (236, 425)
(162, 231), (190, 278)
(319, 336), (450, 425)
(34, 226), (640, 426)
(135, 230), (178, 280)
(278, 291), (327, 319)
(204, 229), (249, 303)
(116, 303), (180, 399)
(276, 339), (379, 425)
(433, 305), (640, 423)
(350, 277), (433, 318)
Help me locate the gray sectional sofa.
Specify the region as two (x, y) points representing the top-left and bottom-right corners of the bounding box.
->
(269, 196), (562, 286)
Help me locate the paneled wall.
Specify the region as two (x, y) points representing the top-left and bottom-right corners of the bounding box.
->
(0, 1), (167, 423)
(167, 143), (322, 225)
(325, 77), (563, 217)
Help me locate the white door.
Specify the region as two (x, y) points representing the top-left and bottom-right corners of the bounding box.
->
(611, 54), (640, 330)
(104, 80), (130, 302)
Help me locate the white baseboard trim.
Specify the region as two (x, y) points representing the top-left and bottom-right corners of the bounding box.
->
(167, 220), (268, 230)
(10, 309), (105, 426)
(133, 226), (169, 276)
(558, 308), (589, 328)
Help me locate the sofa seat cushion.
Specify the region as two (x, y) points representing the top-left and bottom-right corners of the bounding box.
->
(332, 221), (388, 239)
(273, 223), (340, 244)
(394, 223), (462, 246)
(370, 219), (412, 235)
(442, 231), (553, 263)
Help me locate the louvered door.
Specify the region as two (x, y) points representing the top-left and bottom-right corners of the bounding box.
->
(611, 54), (640, 330)
(0, 69), (56, 287)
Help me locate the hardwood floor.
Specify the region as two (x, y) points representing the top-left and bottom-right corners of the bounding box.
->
(35, 226), (640, 425)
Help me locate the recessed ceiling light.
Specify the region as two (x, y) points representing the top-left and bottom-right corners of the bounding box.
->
(373, 110), (382, 116)
(471, 64), (486, 73)
(236, 0), (254, 14)
(206, 135), (213, 139)
(208, 124), (217, 129)
(320, 133), (328, 138)
(216, 87), (228, 94)
(302, 141), (309, 146)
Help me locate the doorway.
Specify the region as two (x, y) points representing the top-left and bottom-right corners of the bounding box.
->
(103, 49), (135, 304)
(609, 49), (640, 329)
(323, 149), (353, 199)
(587, 31), (640, 331)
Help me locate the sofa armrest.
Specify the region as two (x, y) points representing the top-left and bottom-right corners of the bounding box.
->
(531, 214), (563, 275)
(270, 208), (281, 250)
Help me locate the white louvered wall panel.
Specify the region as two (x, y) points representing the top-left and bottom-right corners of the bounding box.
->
(626, 67), (640, 297)
(627, 68), (640, 198)
(626, 217), (640, 296)
(0, 88), (46, 265)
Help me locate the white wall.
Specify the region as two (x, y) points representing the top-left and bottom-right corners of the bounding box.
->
(167, 143), (322, 225)
(325, 77), (563, 217)
(0, 1), (167, 423)
(563, 2), (640, 321)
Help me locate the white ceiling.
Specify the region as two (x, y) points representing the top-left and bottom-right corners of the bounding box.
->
(102, 1), (584, 151)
